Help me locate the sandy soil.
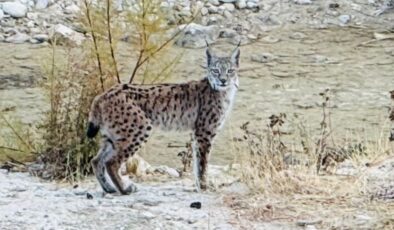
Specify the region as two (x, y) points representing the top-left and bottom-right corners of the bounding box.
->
(1, 26), (393, 166)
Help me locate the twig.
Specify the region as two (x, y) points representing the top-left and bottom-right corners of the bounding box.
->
(6, 154), (27, 166)
(0, 146), (38, 155)
(106, 0), (121, 84)
(128, 10), (199, 83)
(83, 0), (105, 91)
(0, 115), (35, 152)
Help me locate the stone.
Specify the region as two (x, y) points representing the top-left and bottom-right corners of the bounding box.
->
(35, 0), (49, 9)
(0, 34), (4, 42)
(53, 24), (85, 46)
(64, 4), (79, 14)
(5, 33), (31, 43)
(175, 23), (220, 48)
(338, 15), (351, 24)
(26, 12), (38, 20)
(219, 0), (236, 3)
(190, 201), (202, 209)
(236, 0), (247, 9)
(201, 7), (209, 16)
(223, 3), (235, 12)
(293, 0), (312, 5)
(251, 52), (276, 63)
(2, 2), (28, 18)
(33, 34), (49, 43)
(26, 20), (35, 28)
(209, 0), (220, 6)
(0, 9), (4, 20)
(208, 5), (219, 14)
(246, 1), (258, 8)
(219, 28), (238, 38)
(223, 10), (233, 19)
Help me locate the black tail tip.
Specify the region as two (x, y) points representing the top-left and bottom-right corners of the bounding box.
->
(87, 122), (100, 138)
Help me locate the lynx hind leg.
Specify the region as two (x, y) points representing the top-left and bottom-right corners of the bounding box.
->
(91, 139), (117, 193)
(104, 116), (152, 195)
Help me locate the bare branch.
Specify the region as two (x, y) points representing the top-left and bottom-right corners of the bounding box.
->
(83, 0), (105, 91)
(106, 0), (121, 84)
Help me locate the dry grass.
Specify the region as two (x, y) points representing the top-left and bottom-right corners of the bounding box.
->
(228, 90), (394, 229)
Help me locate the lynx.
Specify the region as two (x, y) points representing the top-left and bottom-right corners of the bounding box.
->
(87, 45), (240, 195)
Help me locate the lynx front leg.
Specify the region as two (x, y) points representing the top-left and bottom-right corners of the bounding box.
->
(193, 131), (214, 191)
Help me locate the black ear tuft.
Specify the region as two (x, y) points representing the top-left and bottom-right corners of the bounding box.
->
(206, 48), (212, 66)
(231, 47), (240, 67)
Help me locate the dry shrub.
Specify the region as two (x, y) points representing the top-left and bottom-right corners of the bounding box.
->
(36, 38), (102, 180)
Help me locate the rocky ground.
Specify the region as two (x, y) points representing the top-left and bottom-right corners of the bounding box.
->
(1, 0), (394, 229)
(0, 164), (275, 230)
(1, 157), (394, 229)
(0, 0), (393, 46)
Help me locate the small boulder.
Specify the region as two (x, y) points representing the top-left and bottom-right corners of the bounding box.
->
(2, 2), (28, 18)
(175, 23), (220, 48)
(35, 0), (49, 10)
(5, 33), (31, 43)
(53, 24), (85, 46)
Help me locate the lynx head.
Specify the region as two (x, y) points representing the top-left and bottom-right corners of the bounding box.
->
(206, 44), (240, 91)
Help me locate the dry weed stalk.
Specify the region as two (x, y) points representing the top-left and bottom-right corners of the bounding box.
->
(237, 114), (301, 194)
(389, 90), (394, 143)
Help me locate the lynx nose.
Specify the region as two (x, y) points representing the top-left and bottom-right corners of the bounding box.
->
(220, 79), (226, 84)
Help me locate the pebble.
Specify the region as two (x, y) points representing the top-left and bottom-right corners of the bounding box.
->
(251, 53), (276, 63)
(339, 14), (351, 24)
(190, 201), (202, 209)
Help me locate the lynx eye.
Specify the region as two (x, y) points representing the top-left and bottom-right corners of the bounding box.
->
(227, 69), (235, 74)
(211, 69), (220, 74)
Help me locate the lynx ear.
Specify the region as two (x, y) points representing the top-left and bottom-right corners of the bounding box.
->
(230, 46), (240, 67)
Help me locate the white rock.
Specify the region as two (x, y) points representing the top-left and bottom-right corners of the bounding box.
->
(26, 20), (35, 28)
(53, 24), (85, 46)
(223, 10), (232, 18)
(0, 9), (4, 20)
(201, 7), (209, 15)
(338, 15), (351, 24)
(208, 5), (218, 13)
(223, 3), (235, 12)
(160, 1), (170, 8)
(293, 0), (312, 5)
(5, 33), (31, 43)
(220, 0), (237, 3)
(209, 0), (220, 6)
(26, 12), (38, 20)
(2, 2), (28, 18)
(35, 0), (48, 9)
(64, 4), (79, 14)
(176, 23), (220, 48)
(0, 34), (4, 42)
(246, 1), (258, 8)
(236, 0), (247, 9)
